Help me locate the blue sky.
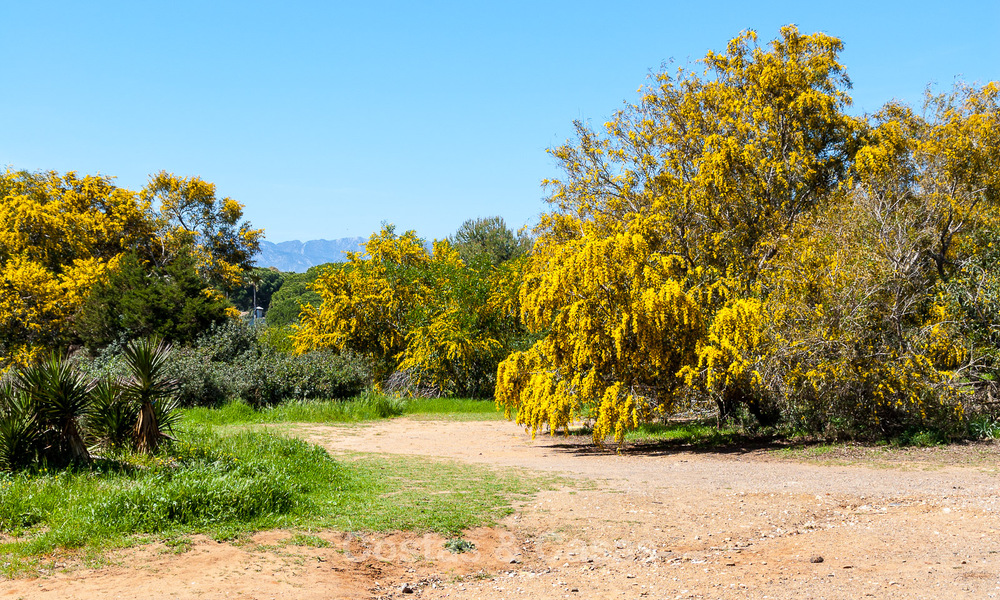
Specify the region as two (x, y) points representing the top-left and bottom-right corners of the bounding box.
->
(2, 1), (998, 243)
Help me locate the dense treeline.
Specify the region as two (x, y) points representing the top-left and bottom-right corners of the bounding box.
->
(4, 26), (999, 447)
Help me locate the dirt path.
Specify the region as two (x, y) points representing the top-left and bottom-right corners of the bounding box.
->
(298, 419), (1000, 599)
(4, 418), (1000, 599)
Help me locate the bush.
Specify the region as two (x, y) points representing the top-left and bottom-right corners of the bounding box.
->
(230, 349), (370, 408)
(153, 320), (370, 408)
(195, 320), (259, 363)
(165, 348), (232, 408)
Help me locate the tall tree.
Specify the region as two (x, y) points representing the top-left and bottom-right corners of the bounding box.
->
(75, 251), (233, 350)
(142, 171), (264, 291)
(0, 169), (261, 368)
(448, 216), (530, 267)
(495, 26), (858, 442)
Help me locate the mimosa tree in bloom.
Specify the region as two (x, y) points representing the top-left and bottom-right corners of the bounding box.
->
(495, 26), (858, 442)
(294, 224), (526, 397)
(0, 172), (153, 366)
(0, 170), (262, 370)
(753, 82), (1000, 436)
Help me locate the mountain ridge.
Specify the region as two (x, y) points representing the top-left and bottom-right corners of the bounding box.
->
(253, 237), (366, 272)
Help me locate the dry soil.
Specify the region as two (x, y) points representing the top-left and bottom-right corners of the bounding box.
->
(4, 418), (1000, 599)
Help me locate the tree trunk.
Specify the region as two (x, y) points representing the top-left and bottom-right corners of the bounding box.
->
(63, 420), (91, 464)
(135, 401), (160, 454)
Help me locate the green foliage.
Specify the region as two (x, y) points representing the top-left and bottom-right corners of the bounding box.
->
(0, 428), (335, 552)
(0, 424), (547, 566)
(0, 383), (40, 472)
(179, 395), (499, 426)
(229, 267), (285, 314)
(159, 320), (369, 408)
(296, 225), (528, 397)
(257, 323), (296, 354)
(265, 266), (327, 327)
(235, 348), (371, 408)
(0, 339), (181, 470)
(76, 251), (232, 350)
(86, 378), (136, 451)
(15, 355), (93, 464)
(122, 337), (179, 454)
(448, 216), (531, 267)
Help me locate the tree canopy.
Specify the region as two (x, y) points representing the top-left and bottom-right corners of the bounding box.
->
(294, 223), (527, 397)
(0, 169), (261, 369)
(495, 26), (1000, 442)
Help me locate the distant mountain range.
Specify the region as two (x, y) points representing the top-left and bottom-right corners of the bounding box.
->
(253, 238), (366, 272)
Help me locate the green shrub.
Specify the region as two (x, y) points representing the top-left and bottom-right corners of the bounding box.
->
(15, 355), (93, 465)
(159, 320), (370, 408)
(257, 324), (295, 354)
(233, 349), (369, 408)
(165, 348), (232, 408)
(89, 467), (295, 532)
(0, 385), (40, 472)
(195, 320), (259, 363)
(0, 340), (182, 470)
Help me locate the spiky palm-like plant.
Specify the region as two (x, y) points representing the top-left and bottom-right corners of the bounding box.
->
(122, 337), (178, 454)
(0, 380), (40, 471)
(15, 355), (93, 464)
(87, 377), (137, 452)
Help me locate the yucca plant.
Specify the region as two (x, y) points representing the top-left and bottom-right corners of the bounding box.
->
(0, 380), (41, 471)
(122, 337), (178, 454)
(87, 376), (137, 451)
(15, 354), (93, 464)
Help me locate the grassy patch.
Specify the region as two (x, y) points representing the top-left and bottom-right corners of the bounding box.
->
(288, 533), (332, 548)
(0, 423), (543, 574)
(403, 397), (505, 421)
(570, 419), (747, 447)
(181, 395), (503, 426)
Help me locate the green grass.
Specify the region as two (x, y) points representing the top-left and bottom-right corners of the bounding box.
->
(0, 422), (543, 575)
(403, 397), (505, 420)
(570, 419), (747, 446)
(180, 394), (503, 426)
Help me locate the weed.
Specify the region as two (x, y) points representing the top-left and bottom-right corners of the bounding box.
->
(444, 538), (476, 553)
(289, 533), (331, 548)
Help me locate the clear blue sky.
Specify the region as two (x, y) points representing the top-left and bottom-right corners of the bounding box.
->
(2, 1), (998, 243)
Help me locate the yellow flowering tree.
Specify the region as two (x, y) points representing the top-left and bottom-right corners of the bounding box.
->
(142, 171), (263, 290)
(496, 26), (857, 442)
(757, 82), (1000, 436)
(0, 169), (262, 370)
(0, 171), (152, 366)
(294, 224), (524, 396)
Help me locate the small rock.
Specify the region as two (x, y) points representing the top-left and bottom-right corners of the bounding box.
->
(571, 588), (579, 593)
(810, 555), (824, 564)
(509, 557), (521, 564)
(401, 584), (415, 594)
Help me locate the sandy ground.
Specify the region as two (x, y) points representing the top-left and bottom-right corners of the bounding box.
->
(4, 418), (1000, 599)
